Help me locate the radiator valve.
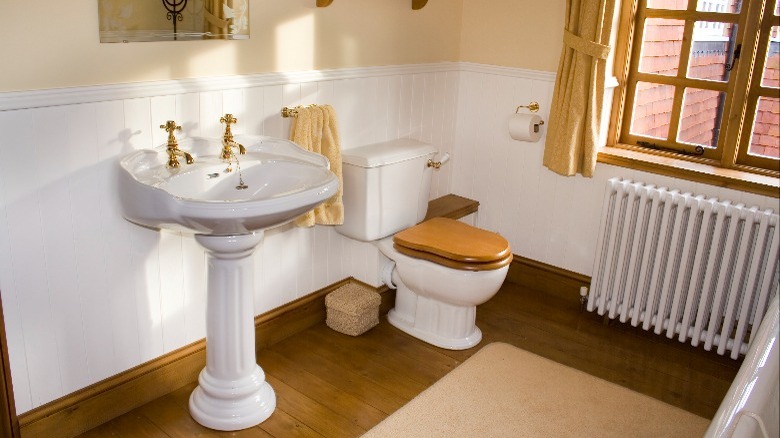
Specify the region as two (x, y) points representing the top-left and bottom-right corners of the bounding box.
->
(579, 286), (588, 313)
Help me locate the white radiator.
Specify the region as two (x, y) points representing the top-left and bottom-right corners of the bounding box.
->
(588, 178), (780, 359)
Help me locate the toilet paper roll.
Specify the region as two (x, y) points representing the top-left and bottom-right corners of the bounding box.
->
(508, 113), (544, 142)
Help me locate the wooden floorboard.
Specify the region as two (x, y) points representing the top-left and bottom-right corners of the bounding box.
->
(258, 407), (323, 438)
(74, 273), (741, 437)
(265, 375), (366, 438)
(272, 328), (427, 403)
(483, 284), (734, 387)
(77, 410), (168, 438)
(321, 324), (458, 386)
(258, 349), (386, 431)
(136, 392), (227, 438)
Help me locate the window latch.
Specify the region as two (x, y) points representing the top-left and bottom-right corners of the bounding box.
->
(726, 43), (742, 72)
(637, 140), (705, 156)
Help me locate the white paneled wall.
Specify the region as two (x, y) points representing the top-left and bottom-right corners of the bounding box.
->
(452, 64), (779, 277)
(1, 62), (778, 415)
(0, 65), (460, 413)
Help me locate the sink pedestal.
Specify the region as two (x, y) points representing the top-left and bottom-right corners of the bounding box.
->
(189, 233), (276, 431)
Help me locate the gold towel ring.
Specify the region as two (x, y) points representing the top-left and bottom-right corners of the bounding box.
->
(281, 104), (319, 118)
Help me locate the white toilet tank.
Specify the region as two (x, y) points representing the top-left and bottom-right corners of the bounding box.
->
(336, 138), (437, 242)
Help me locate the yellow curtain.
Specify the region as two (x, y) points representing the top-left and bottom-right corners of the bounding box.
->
(542, 0), (616, 177)
(204, 0), (249, 38)
(204, 0), (229, 37)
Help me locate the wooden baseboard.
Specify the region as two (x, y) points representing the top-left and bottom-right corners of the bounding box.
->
(0, 295), (20, 438)
(18, 278), (389, 438)
(507, 255), (591, 302)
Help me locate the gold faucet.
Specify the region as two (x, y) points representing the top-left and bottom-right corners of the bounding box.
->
(220, 114), (246, 160)
(160, 121), (194, 168)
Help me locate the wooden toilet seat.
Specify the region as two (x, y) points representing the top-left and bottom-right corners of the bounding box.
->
(393, 217), (512, 271)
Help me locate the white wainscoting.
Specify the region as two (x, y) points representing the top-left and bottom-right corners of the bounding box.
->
(1, 62), (777, 414)
(0, 64), (459, 413)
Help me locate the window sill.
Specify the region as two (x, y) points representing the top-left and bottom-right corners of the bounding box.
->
(597, 146), (780, 198)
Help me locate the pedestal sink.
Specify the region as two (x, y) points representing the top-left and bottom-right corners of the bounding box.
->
(118, 135), (339, 430)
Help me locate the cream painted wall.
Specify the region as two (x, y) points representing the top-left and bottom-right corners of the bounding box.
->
(0, 0), (462, 92)
(0, 0), (568, 92)
(459, 0), (565, 73)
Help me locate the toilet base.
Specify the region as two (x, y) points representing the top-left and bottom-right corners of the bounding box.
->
(387, 289), (483, 350)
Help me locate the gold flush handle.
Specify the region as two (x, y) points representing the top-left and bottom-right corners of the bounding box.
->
(426, 153), (450, 169)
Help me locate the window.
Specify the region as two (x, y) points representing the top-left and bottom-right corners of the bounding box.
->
(610, 0), (780, 179)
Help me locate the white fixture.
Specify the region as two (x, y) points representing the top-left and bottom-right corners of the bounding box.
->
(706, 294), (779, 438)
(118, 135), (339, 430)
(588, 178), (779, 358)
(377, 237), (510, 349)
(336, 138), (511, 350)
(119, 136), (339, 235)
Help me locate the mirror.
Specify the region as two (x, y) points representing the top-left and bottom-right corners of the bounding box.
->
(98, 0), (249, 43)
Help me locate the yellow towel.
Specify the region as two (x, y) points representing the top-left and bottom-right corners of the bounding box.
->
(290, 104), (344, 227)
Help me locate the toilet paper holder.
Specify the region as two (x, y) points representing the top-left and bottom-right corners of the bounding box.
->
(515, 102), (545, 133)
(516, 101), (540, 113)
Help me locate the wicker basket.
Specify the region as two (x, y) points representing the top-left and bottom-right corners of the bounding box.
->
(325, 283), (381, 336)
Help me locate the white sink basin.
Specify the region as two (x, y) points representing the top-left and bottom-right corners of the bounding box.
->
(118, 135), (339, 235)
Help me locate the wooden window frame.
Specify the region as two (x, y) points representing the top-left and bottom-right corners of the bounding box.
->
(601, 0), (780, 198)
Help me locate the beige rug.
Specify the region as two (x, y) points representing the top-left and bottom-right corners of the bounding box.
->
(363, 342), (709, 437)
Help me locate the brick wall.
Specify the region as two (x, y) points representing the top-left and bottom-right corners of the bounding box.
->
(751, 28), (779, 159)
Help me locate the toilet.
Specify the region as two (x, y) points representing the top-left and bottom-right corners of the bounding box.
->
(336, 138), (511, 350)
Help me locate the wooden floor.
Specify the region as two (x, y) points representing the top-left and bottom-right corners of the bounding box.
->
(77, 272), (742, 437)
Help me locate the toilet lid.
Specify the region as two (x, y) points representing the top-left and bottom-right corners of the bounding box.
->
(393, 217), (512, 271)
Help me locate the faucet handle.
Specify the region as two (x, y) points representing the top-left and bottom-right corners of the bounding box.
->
(160, 120), (182, 148)
(160, 120), (181, 134)
(220, 114), (237, 141)
(220, 113), (237, 126)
